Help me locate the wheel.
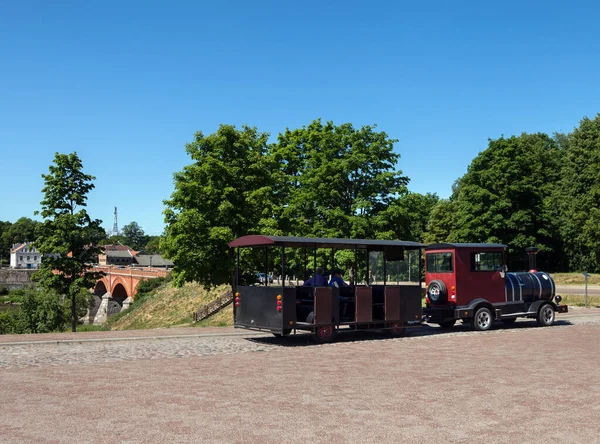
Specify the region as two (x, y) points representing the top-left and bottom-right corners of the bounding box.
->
(387, 322), (406, 337)
(472, 307), (493, 331)
(311, 325), (336, 343)
(537, 303), (555, 327)
(427, 280), (448, 304)
(501, 318), (516, 325)
(272, 329), (292, 338)
(438, 319), (456, 329)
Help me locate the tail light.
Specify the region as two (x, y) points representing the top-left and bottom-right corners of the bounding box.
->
(276, 294), (282, 312)
(450, 286), (456, 302)
(235, 292), (240, 307)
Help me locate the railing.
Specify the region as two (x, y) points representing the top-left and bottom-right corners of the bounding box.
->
(192, 290), (233, 323)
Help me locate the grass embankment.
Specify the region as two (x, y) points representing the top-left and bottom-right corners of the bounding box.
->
(548, 273), (600, 306)
(104, 281), (233, 331)
(550, 272), (600, 285)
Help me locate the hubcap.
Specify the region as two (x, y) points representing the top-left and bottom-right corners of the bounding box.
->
(391, 322), (403, 332)
(318, 326), (332, 339)
(543, 307), (554, 324)
(477, 311), (491, 329)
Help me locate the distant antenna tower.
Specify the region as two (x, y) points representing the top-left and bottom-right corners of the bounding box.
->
(112, 207), (119, 236)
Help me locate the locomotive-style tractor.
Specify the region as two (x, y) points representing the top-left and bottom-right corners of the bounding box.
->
(423, 243), (568, 330)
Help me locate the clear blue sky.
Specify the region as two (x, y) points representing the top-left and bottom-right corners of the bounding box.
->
(1, 0), (599, 235)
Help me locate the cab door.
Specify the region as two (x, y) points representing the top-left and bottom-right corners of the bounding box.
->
(463, 250), (505, 304)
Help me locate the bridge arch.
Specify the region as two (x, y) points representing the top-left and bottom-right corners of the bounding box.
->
(94, 279), (110, 296)
(109, 276), (131, 299)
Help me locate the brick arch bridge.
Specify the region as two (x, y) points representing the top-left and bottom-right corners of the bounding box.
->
(93, 266), (170, 299)
(89, 266), (170, 324)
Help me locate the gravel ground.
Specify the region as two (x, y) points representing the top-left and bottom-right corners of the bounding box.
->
(1, 314), (599, 443)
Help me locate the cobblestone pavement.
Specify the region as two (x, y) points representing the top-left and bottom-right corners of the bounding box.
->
(1, 312), (598, 370)
(1, 313), (599, 443)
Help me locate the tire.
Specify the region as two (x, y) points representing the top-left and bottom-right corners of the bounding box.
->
(472, 307), (493, 331)
(438, 319), (456, 329)
(537, 303), (555, 327)
(387, 322), (407, 337)
(311, 325), (336, 344)
(501, 318), (516, 325)
(427, 280), (448, 304)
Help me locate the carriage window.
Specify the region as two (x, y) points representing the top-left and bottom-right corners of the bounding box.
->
(471, 252), (503, 271)
(426, 253), (453, 273)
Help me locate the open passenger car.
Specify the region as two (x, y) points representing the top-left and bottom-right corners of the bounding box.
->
(229, 235), (424, 343)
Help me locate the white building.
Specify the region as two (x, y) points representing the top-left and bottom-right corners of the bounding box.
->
(10, 242), (41, 269)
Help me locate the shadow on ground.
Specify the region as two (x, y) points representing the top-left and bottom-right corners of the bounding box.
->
(246, 319), (573, 348)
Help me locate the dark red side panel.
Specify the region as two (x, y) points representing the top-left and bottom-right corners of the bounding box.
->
(385, 287), (401, 321)
(355, 286), (373, 323)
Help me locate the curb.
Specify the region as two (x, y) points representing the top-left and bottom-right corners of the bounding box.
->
(0, 331), (269, 347)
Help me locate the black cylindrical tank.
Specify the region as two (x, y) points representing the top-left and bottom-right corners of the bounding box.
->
(505, 271), (555, 303)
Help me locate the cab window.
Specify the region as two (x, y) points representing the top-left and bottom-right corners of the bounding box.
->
(426, 253), (453, 273)
(471, 252), (503, 272)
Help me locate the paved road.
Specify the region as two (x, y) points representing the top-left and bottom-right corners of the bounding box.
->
(556, 284), (600, 295)
(1, 311), (599, 443)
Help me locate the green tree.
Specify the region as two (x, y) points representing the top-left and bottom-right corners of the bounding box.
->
(272, 119), (409, 239)
(19, 288), (69, 333)
(376, 192), (439, 242)
(0, 220), (12, 265)
(556, 114), (600, 271)
(121, 221), (149, 250)
(0, 218), (42, 260)
(163, 125), (275, 287)
(423, 199), (459, 244)
(448, 133), (561, 269)
(143, 235), (163, 254)
(33, 152), (105, 332)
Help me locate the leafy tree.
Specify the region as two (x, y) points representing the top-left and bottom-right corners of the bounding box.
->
(33, 152), (105, 332)
(0, 220), (11, 265)
(121, 221), (149, 250)
(556, 114), (600, 271)
(423, 199), (459, 244)
(105, 234), (128, 246)
(448, 133), (561, 269)
(19, 288), (69, 333)
(163, 125), (275, 287)
(144, 235), (163, 254)
(375, 192), (439, 242)
(272, 119), (409, 239)
(0, 218), (42, 263)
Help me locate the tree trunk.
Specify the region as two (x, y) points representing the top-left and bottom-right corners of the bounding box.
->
(71, 292), (77, 332)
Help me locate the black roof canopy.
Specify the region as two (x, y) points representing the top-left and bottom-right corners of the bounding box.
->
(426, 243), (507, 250)
(229, 235), (424, 250)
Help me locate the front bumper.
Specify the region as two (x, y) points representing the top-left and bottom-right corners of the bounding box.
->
(556, 304), (568, 313)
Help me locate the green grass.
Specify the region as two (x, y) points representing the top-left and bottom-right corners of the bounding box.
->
(558, 294), (600, 308)
(550, 273), (600, 285)
(76, 324), (104, 332)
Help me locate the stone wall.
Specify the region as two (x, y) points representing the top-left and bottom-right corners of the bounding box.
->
(0, 269), (36, 289)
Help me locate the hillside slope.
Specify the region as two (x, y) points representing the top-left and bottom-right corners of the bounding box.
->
(106, 282), (234, 330)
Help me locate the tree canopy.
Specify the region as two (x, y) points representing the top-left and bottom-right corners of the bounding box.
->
(163, 120), (424, 287)
(33, 152), (105, 332)
(556, 114), (600, 271)
(162, 125), (274, 287)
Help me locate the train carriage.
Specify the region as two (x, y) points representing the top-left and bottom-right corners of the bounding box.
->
(229, 235), (424, 343)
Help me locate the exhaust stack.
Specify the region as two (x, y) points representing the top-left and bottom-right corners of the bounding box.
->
(525, 247), (538, 272)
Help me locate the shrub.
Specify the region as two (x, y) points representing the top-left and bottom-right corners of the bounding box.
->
(19, 289), (69, 333)
(0, 286), (8, 296)
(0, 308), (25, 334)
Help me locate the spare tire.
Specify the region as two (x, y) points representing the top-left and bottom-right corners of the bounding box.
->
(427, 280), (448, 304)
